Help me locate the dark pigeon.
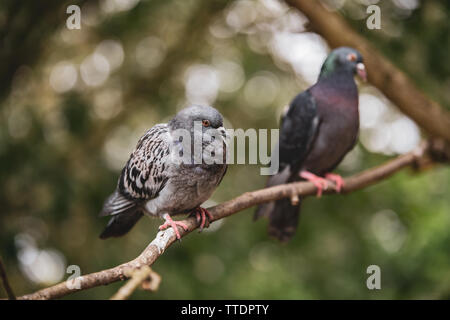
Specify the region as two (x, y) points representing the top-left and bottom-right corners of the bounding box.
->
(254, 47), (366, 242)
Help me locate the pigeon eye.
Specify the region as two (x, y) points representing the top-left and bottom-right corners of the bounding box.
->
(202, 119), (211, 127)
(347, 53), (357, 62)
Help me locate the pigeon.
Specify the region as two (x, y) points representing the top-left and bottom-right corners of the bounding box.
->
(99, 105), (228, 240)
(254, 47), (366, 242)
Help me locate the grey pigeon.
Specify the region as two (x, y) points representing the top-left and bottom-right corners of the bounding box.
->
(100, 105), (228, 239)
(254, 47), (366, 242)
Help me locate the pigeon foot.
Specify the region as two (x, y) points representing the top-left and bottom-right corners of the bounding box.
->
(325, 173), (345, 193)
(191, 207), (213, 231)
(300, 171), (329, 198)
(159, 214), (188, 240)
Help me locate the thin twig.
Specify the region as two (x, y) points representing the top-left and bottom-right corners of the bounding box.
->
(141, 271), (161, 292)
(18, 141), (438, 300)
(110, 266), (159, 300)
(0, 257), (16, 300)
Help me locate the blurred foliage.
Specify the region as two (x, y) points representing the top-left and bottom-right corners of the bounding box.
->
(0, 0), (449, 299)
(346, 0), (450, 109)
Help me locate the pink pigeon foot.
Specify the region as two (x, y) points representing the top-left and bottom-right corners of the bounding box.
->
(325, 173), (345, 192)
(191, 207), (214, 231)
(300, 170), (329, 198)
(158, 214), (188, 240)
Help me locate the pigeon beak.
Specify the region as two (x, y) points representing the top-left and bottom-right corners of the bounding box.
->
(356, 63), (367, 82)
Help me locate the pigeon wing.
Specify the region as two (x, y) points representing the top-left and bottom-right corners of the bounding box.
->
(278, 90), (319, 173)
(100, 124), (171, 217)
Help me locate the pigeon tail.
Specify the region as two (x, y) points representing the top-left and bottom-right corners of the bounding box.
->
(99, 190), (137, 217)
(99, 209), (143, 239)
(254, 165), (302, 242)
(267, 197), (301, 242)
(253, 166), (291, 221)
(99, 190), (143, 239)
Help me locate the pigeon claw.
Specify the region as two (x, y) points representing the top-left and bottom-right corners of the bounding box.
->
(191, 207), (213, 232)
(300, 171), (329, 198)
(325, 173), (345, 193)
(159, 214), (188, 240)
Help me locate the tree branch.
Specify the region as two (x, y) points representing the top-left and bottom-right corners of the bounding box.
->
(18, 140), (445, 300)
(0, 257), (16, 300)
(285, 0), (450, 142)
(110, 266), (160, 300)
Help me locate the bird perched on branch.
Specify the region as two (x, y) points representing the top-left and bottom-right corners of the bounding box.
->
(254, 47), (366, 242)
(99, 105), (228, 240)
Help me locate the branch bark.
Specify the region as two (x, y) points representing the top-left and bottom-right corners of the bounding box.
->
(18, 141), (440, 300)
(285, 0), (450, 142)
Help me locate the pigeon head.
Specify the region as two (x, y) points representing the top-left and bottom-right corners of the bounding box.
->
(169, 105), (227, 165)
(169, 105), (224, 131)
(319, 47), (366, 81)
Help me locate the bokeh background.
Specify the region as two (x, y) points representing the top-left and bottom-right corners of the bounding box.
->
(0, 0), (449, 299)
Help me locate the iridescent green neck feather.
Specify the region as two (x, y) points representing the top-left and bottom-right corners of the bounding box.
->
(319, 53), (337, 80)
